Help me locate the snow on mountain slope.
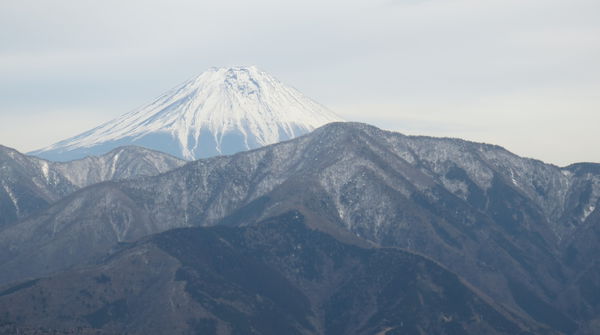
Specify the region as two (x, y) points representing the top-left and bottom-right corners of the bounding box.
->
(31, 66), (343, 161)
(0, 144), (184, 227)
(50, 146), (186, 188)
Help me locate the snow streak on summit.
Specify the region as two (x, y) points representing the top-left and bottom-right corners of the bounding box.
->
(31, 66), (343, 161)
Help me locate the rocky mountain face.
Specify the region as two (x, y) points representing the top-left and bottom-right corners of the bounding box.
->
(0, 212), (549, 335)
(1, 122), (599, 333)
(30, 66), (343, 161)
(0, 145), (185, 227)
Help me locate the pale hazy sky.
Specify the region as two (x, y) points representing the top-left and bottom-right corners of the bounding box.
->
(1, 0), (599, 166)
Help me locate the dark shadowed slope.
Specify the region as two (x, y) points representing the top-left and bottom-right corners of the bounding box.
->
(0, 212), (549, 335)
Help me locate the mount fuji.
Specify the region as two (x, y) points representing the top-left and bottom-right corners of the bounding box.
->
(31, 66), (343, 161)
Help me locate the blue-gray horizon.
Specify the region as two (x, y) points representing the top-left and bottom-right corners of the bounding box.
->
(1, 0), (598, 166)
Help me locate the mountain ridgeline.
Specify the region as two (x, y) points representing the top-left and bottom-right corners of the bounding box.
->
(0, 145), (185, 227)
(1, 122), (599, 334)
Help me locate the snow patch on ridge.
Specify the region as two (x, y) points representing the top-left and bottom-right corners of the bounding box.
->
(2, 182), (19, 215)
(110, 150), (121, 177)
(41, 162), (50, 182)
(583, 205), (596, 221)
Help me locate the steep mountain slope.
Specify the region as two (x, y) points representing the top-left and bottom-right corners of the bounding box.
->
(50, 145), (186, 188)
(0, 145), (75, 227)
(0, 145), (184, 226)
(553, 164), (600, 334)
(2, 122), (599, 332)
(30, 66), (343, 161)
(0, 212), (546, 335)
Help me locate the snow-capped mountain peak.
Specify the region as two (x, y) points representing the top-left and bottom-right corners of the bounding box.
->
(31, 66), (343, 161)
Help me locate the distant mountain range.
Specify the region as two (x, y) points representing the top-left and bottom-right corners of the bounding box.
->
(30, 66), (343, 161)
(1, 122), (599, 334)
(0, 145), (184, 227)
